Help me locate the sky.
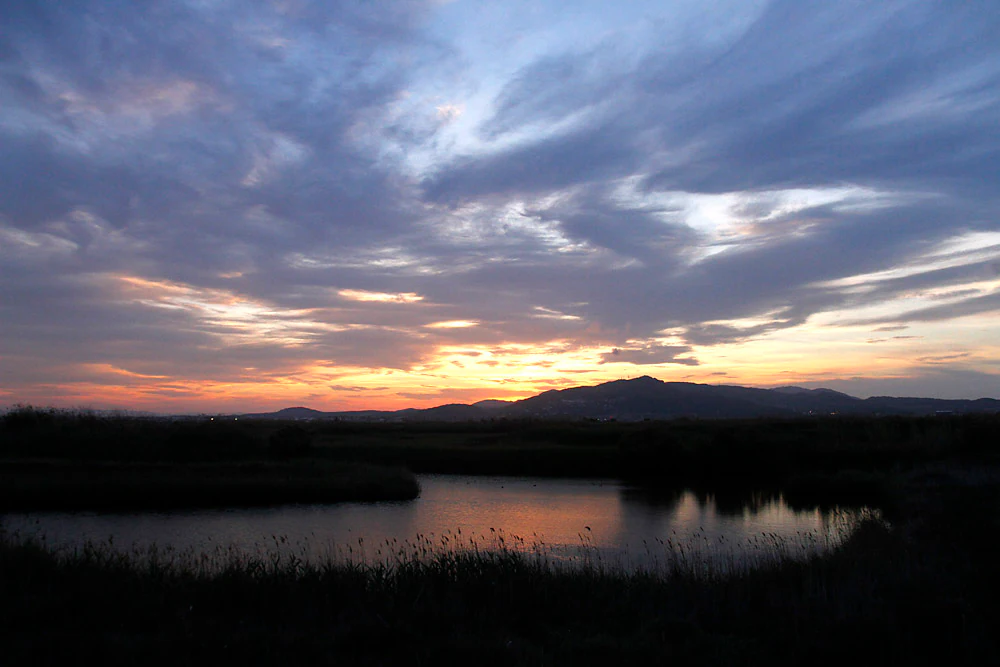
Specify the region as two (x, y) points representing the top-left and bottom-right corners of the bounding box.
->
(2, 0), (999, 413)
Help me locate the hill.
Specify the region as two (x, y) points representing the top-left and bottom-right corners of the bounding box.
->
(242, 376), (1000, 421)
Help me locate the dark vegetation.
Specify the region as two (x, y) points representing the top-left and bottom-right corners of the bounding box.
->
(0, 460), (419, 511)
(0, 407), (421, 509)
(315, 412), (1000, 510)
(2, 466), (998, 665)
(2, 405), (998, 509)
(2, 406), (999, 663)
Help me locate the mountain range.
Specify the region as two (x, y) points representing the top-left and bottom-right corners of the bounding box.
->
(241, 376), (1000, 421)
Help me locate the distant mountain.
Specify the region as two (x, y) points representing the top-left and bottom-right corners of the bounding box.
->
(399, 403), (486, 421)
(473, 399), (513, 410)
(241, 406), (396, 421)
(502, 376), (862, 420)
(243, 406), (328, 420)
(771, 386), (854, 398)
(241, 376), (1000, 421)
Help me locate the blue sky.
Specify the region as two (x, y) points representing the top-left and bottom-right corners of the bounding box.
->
(2, 0), (999, 411)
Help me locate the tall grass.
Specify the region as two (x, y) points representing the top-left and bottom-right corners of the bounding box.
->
(0, 512), (874, 596)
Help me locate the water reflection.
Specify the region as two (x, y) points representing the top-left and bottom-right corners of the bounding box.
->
(2, 474), (868, 572)
(621, 485), (794, 518)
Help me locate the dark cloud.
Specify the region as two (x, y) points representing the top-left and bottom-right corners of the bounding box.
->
(424, 1), (999, 201)
(422, 126), (637, 204)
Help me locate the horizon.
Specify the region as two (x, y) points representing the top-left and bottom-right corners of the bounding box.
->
(8, 374), (1000, 417)
(3, 1), (1000, 413)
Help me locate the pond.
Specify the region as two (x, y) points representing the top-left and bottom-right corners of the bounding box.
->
(2, 474), (869, 573)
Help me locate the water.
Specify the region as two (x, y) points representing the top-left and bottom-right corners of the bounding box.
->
(1, 474), (868, 572)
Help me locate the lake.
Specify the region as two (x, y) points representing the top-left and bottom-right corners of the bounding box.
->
(1, 474), (869, 572)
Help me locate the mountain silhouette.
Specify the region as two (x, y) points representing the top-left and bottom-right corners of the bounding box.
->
(241, 376), (1000, 421)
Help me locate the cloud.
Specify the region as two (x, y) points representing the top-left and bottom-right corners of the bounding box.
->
(3, 0), (1000, 407)
(435, 103), (464, 123)
(600, 345), (699, 366)
(411, 1), (999, 363)
(329, 385), (390, 393)
(424, 320), (479, 329)
(338, 289), (424, 303)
